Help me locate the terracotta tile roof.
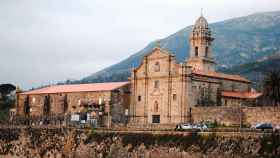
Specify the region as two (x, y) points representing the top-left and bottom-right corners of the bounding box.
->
(21, 82), (129, 95)
(192, 70), (251, 83)
(222, 91), (263, 99)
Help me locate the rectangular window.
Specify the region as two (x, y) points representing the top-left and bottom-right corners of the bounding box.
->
(195, 47), (198, 56)
(173, 94), (177, 101)
(154, 80), (159, 88)
(138, 96), (141, 102)
(152, 115), (160, 123)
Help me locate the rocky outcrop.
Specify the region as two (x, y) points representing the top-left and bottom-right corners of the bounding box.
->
(0, 128), (279, 158)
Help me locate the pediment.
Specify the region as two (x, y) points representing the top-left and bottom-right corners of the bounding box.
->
(150, 88), (163, 96)
(146, 47), (172, 60)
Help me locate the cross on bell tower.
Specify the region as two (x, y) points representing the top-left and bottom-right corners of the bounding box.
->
(186, 13), (216, 72)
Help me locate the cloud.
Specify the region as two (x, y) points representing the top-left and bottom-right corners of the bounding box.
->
(0, 0), (279, 89)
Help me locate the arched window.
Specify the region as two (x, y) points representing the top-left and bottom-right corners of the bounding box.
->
(173, 94), (177, 101)
(154, 101), (159, 112)
(154, 61), (160, 72)
(195, 47), (198, 56)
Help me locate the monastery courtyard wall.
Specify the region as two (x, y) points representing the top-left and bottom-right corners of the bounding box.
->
(192, 106), (280, 126)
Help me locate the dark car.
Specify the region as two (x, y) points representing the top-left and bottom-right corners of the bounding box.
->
(254, 123), (273, 130)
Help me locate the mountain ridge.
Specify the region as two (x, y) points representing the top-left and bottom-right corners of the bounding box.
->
(79, 11), (280, 84)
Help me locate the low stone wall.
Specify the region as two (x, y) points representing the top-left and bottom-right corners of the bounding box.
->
(243, 107), (280, 126)
(192, 106), (280, 126)
(0, 127), (280, 157)
(191, 107), (241, 126)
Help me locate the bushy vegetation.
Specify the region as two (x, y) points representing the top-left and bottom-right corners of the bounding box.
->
(0, 84), (16, 122)
(263, 70), (280, 106)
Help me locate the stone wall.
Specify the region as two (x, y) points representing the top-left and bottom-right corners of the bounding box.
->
(243, 107), (280, 126)
(0, 127), (280, 158)
(191, 106), (280, 126)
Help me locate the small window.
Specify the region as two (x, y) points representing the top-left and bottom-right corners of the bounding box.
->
(195, 47), (198, 56)
(173, 94), (177, 101)
(205, 46), (208, 57)
(201, 88), (205, 97)
(231, 84), (236, 91)
(225, 99), (228, 106)
(154, 62), (160, 72)
(98, 97), (103, 105)
(32, 97), (36, 103)
(152, 115), (160, 123)
(154, 101), (159, 112)
(154, 80), (159, 88)
(138, 96), (141, 102)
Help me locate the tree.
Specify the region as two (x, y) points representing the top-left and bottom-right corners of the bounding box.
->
(0, 84), (16, 109)
(263, 70), (280, 106)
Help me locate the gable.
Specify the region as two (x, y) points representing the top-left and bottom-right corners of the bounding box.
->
(134, 47), (179, 77)
(146, 47), (171, 60)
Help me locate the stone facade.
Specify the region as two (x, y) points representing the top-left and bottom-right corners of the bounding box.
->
(17, 82), (130, 127)
(129, 48), (186, 125)
(129, 15), (258, 127)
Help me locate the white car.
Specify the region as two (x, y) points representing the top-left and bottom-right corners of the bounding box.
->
(175, 123), (193, 130)
(274, 125), (280, 132)
(175, 123), (208, 131)
(193, 124), (208, 131)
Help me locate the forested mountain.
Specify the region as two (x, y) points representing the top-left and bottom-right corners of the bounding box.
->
(79, 11), (280, 85)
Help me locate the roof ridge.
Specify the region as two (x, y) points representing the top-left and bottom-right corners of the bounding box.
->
(21, 81), (129, 95)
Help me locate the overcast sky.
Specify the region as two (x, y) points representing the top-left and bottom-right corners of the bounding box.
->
(0, 0), (280, 90)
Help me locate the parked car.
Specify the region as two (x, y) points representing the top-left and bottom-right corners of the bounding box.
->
(253, 123), (273, 130)
(193, 123), (208, 131)
(175, 123), (193, 131)
(175, 123), (208, 131)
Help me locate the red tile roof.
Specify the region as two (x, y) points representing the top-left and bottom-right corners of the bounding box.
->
(222, 91), (262, 99)
(21, 82), (129, 95)
(192, 70), (251, 83)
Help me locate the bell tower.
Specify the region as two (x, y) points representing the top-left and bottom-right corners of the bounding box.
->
(186, 14), (216, 72)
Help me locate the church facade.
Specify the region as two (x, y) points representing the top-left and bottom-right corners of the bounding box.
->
(129, 15), (261, 126)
